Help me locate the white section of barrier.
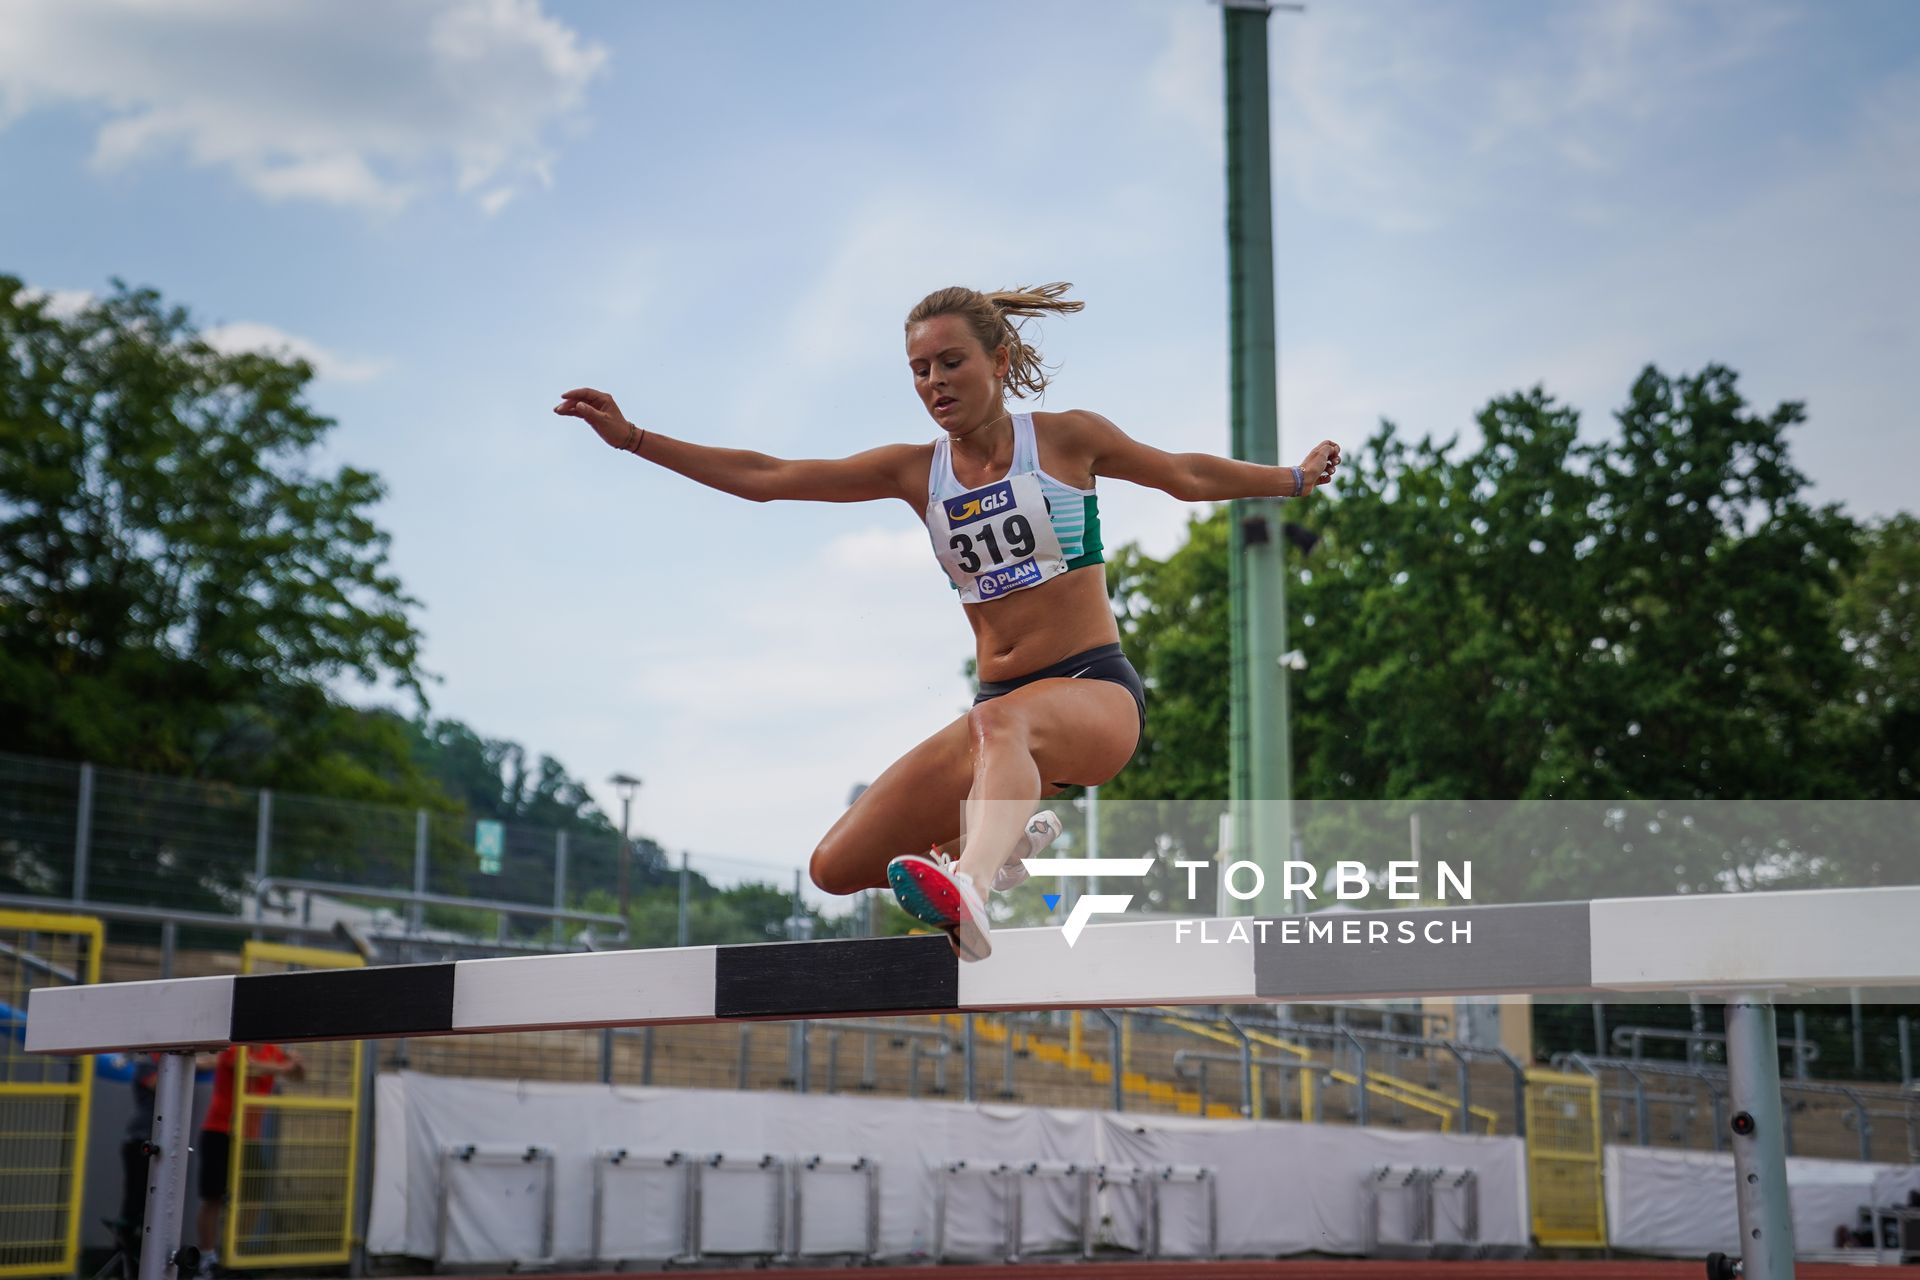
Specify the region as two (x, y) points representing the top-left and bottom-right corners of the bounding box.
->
(453, 947), (718, 1031)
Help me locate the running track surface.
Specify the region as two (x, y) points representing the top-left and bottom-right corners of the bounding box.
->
(403, 1262), (1881, 1278)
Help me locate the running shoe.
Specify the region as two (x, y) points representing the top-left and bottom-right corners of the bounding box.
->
(886, 850), (993, 961)
(991, 810), (1064, 893)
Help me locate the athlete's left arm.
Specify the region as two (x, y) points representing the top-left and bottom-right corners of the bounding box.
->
(1070, 410), (1341, 499)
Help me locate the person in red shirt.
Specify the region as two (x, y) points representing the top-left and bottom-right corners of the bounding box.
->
(193, 1044), (305, 1275)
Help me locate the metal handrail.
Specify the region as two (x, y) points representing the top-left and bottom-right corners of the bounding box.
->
(257, 876), (627, 938)
(1612, 1023), (1820, 1069)
(1556, 1051), (1916, 1160)
(1118, 1005), (1511, 1132)
(1172, 1049), (1316, 1119)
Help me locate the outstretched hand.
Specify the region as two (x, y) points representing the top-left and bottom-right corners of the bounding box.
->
(554, 387), (639, 450)
(1301, 439), (1342, 491)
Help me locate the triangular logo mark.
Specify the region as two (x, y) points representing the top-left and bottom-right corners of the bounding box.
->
(1043, 894), (1061, 912)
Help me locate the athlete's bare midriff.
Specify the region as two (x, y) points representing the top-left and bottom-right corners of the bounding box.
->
(961, 565), (1119, 682)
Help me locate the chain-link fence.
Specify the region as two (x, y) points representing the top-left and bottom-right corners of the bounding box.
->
(0, 750), (864, 949)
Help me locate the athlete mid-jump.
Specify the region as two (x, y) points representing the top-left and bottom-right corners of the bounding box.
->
(557, 283), (1340, 961)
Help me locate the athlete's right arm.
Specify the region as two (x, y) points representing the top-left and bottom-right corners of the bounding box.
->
(554, 387), (922, 505)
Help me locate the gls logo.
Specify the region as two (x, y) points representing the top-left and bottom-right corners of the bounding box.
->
(1019, 856), (1155, 946)
(945, 482), (1013, 527)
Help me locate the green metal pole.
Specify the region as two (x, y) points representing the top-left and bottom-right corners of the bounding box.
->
(1223, 0), (1294, 917)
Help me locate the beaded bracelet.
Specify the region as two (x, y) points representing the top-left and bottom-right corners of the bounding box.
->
(625, 424), (648, 455)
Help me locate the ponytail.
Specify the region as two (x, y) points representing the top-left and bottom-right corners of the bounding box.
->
(906, 282), (1084, 399)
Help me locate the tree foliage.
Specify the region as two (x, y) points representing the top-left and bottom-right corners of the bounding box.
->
(0, 276), (427, 796)
(1106, 365), (1906, 816)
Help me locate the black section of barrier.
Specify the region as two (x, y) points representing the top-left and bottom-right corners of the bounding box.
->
(715, 935), (958, 1019)
(231, 963), (458, 1041)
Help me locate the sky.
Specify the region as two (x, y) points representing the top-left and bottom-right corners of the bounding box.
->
(2, 0), (1916, 904)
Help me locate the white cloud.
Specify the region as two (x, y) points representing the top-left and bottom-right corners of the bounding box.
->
(201, 321), (388, 383)
(0, 0), (607, 213)
(15, 286), (94, 319)
(15, 285), (387, 383)
(1156, 0), (1800, 232)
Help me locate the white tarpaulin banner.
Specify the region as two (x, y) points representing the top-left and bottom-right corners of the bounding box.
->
(369, 1071), (1528, 1262)
(1604, 1144), (1911, 1257)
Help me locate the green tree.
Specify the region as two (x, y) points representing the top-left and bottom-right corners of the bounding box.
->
(0, 276), (427, 794)
(1833, 514), (1920, 798)
(1097, 365), (1884, 896)
(1582, 365), (1859, 800)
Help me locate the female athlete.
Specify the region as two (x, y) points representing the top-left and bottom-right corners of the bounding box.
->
(555, 284), (1340, 961)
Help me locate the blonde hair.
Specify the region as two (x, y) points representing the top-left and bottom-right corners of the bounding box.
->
(905, 282), (1084, 399)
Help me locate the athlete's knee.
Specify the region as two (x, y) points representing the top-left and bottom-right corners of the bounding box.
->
(808, 839), (869, 896)
(966, 697), (1030, 749)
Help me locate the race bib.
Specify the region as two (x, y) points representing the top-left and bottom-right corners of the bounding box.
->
(927, 473), (1068, 603)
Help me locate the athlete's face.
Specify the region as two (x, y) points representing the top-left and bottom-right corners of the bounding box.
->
(906, 314), (1009, 436)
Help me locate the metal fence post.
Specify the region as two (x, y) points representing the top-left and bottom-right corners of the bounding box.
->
(253, 789), (272, 939)
(1851, 988), (1865, 1078)
(964, 1015), (978, 1103)
(1495, 1048), (1527, 1139)
(1441, 1040), (1471, 1132)
(1340, 1028), (1369, 1126)
(1095, 1010), (1124, 1112)
(72, 763), (94, 902)
(350, 1039), (379, 1277)
(790, 1021), (810, 1092)
(411, 809), (428, 933)
(1086, 784), (1100, 895)
(678, 851), (691, 947)
(553, 831), (568, 947)
(1224, 1015), (1255, 1118)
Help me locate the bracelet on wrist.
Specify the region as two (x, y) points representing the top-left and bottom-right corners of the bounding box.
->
(1292, 465), (1305, 496)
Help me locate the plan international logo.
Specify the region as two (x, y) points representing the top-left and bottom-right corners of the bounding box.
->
(975, 557), (1041, 597)
(1021, 855), (1474, 947)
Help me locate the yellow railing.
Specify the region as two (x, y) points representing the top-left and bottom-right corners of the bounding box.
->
(1153, 1009), (1497, 1133)
(224, 941), (364, 1269)
(967, 1015), (1239, 1117)
(0, 910), (102, 1279)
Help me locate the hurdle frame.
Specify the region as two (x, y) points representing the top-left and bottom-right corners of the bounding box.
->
(27, 885), (1920, 1280)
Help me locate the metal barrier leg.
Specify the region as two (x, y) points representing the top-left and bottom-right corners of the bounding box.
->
(138, 1052), (198, 1280)
(1726, 992), (1795, 1280)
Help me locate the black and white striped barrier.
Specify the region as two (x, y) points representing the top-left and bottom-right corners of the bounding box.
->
(25, 886), (1920, 1280)
(24, 888), (1918, 1055)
